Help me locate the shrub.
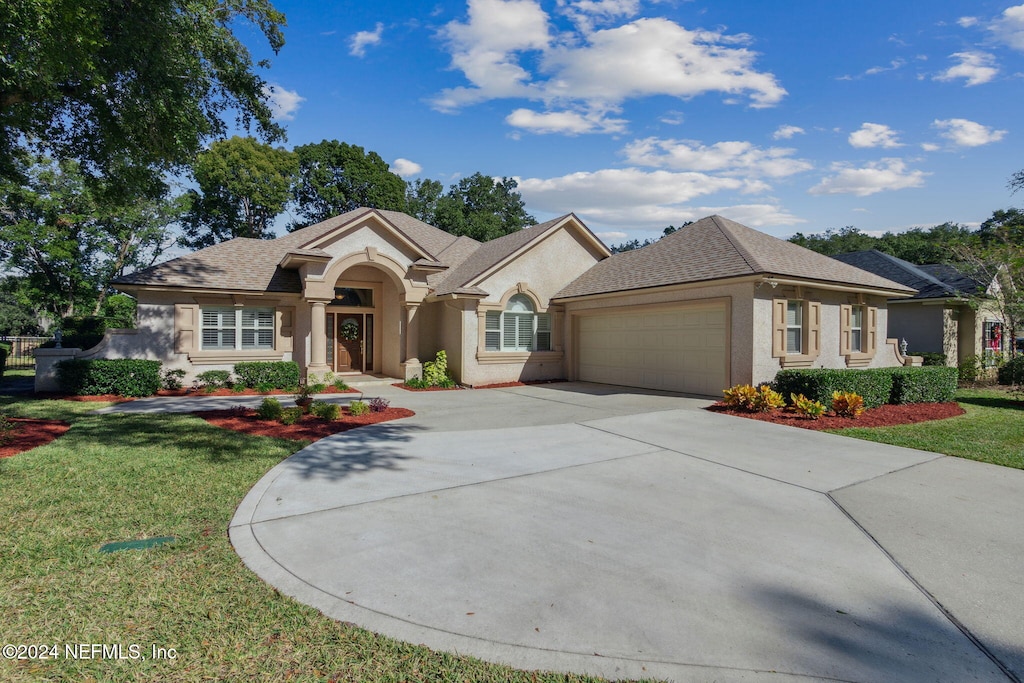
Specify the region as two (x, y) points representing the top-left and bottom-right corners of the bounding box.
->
(832, 391), (865, 418)
(0, 342), (9, 380)
(255, 382), (275, 394)
(0, 411), (15, 445)
(751, 385), (785, 412)
(279, 407), (304, 425)
(307, 382), (327, 394)
(256, 397), (283, 421)
(56, 358), (162, 397)
(790, 393), (826, 420)
(997, 355), (1024, 386)
(233, 361), (300, 390)
(161, 368), (186, 390)
(332, 378), (350, 391)
(722, 384), (757, 410)
(958, 354), (985, 384)
(310, 401), (341, 421)
(773, 368), (893, 409)
(419, 350), (455, 388)
(889, 367), (958, 404)
(914, 352), (947, 367)
(196, 369), (231, 389)
(348, 400), (370, 416)
(368, 396), (390, 413)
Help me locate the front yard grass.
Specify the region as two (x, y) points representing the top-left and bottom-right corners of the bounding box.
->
(828, 388), (1024, 470)
(0, 396), (614, 683)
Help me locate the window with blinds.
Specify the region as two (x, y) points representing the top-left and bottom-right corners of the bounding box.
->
(201, 307), (274, 350)
(486, 295), (551, 352)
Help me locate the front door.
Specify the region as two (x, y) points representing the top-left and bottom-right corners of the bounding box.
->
(336, 315), (363, 372)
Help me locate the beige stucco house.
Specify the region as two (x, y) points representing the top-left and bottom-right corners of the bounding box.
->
(833, 250), (1005, 366)
(37, 210), (920, 396)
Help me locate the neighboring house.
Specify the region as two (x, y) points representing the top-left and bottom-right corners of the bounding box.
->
(832, 250), (1004, 366)
(36, 210), (919, 396)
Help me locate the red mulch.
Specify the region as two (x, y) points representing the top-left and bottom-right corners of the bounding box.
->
(391, 383), (462, 392)
(157, 385), (359, 397)
(193, 406), (415, 442)
(0, 418), (71, 458)
(34, 393), (135, 403)
(706, 402), (965, 431)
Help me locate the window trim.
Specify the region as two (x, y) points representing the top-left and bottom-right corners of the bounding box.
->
(200, 306), (275, 352)
(772, 298), (820, 367)
(840, 303), (877, 366)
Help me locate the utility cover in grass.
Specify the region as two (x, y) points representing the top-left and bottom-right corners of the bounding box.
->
(99, 536), (175, 553)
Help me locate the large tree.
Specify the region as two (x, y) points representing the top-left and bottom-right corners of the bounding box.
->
(290, 140), (408, 229)
(405, 178), (445, 226)
(0, 0), (286, 196)
(433, 173), (535, 241)
(181, 136), (297, 248)
(0, 155), (184, 321)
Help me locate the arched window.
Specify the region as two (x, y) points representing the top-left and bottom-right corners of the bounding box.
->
(485, 294), (551, 352)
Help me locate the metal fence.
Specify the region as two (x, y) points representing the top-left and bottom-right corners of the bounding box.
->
(1, 336), (50, 370)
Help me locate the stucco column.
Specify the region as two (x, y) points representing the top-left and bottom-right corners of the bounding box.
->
(308, 299), (330, 375)
(404, 302), (420, 365)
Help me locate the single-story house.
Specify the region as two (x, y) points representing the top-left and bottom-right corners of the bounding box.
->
(832, 250), (1004, 366)
(37, 209), (920, 396)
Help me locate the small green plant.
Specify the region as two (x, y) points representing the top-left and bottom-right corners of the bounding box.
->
(279, 407), (304, 425)
(255, 397), (283, 421)
(196, 369), (231, 389)
(832, 391), (865, 418)
(255, 382), (274, 394)
(161, 368), (187, 390)
(419, 350), (455, 388)
(722, 384), (757, 410)
(348, 400), (370, 416)
(958, 354), (986, 384)
(751, 384), (785, 412)
(0, 411), (15, 446)
(368, 396), (389, 413)
(231, 383), (249, 393)
(310, 401), (341, 421)
(308, 382), (327, 394)
(332, 378), (350, 391)
(997, 355), (1024, 386)
(790, 393), (826, 420)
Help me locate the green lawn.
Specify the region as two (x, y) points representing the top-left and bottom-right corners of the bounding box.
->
(0, 396), (618, 683)
(829, 388), (1024, 469)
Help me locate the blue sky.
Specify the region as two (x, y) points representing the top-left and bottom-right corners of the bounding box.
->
(243, 0), (1024, 243)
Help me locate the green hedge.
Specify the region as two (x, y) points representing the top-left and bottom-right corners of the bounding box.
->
(773, 366), (958, 407)
(56, 359), (162, 397)
(998, 356), (1024, 385)
(232, 361), (300, 389)
(772, 368), (894, 408)
(0, 342), (9, 380)
(889, 367), (958, 404)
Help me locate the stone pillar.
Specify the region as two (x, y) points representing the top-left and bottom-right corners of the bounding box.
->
(34, 348), (81, 393)
(403, 302), (422, 380)
(307, 300), (330, 376)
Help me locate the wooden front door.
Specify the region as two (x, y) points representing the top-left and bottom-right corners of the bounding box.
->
(336, 316), (363, 372)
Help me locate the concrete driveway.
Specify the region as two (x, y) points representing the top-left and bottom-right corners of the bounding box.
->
(226, 382), (1023, 682)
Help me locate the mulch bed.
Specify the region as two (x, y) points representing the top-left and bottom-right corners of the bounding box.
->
(0, 418), (71, 458)
(391, 383), (463, 392)
(157, 386), (360, 397)
(706, 402), (965, 431)
(193, 406), (415, 442)
(34, 393), (135, 403)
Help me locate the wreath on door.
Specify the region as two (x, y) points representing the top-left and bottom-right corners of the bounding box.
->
(340, 319), (360, 341)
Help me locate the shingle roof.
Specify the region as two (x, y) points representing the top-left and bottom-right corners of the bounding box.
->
(431, 215), (571, 296)
(113, 208), (478, 293)
(831, 250), (983, 299)
(553, 215), (915, 299)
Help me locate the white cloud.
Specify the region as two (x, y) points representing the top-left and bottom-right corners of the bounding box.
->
(558, 0), (640, 33)
(808, 159), (928, 197)
(431, 4), (785, 128)
(932, 118), (1007, 147)
(622, 137), (812, 178)
(848, 122), (903, 149)
(262, 84), (305, 121)
(990, 4), (1024, 50)
(934, 51), (998, 86)
(920, 142), (940, 152)
(958, 16), (979, 28)
(350, 23), (384, 57)
(864, 58), (906, 76)
(505, 108), (627, 134)
(772, 125), (804, 140)
(391, 158), (423, 177)
(596, 230), (628, 242)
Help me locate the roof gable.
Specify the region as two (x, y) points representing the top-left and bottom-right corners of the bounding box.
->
(832, 250), (983, 299)
(554, 215), (916, 300)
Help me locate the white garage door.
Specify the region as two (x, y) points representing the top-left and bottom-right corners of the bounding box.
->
(576, 302), (728, 396)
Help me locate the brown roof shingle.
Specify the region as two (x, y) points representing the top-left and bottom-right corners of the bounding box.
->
(554, 215), (916, 299)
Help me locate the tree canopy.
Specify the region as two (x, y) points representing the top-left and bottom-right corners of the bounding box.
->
(0, 0), (287, 196)
(181, 136), (297, 248)
(431, 173), (535, 241)
(789, 223), (979, 265)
